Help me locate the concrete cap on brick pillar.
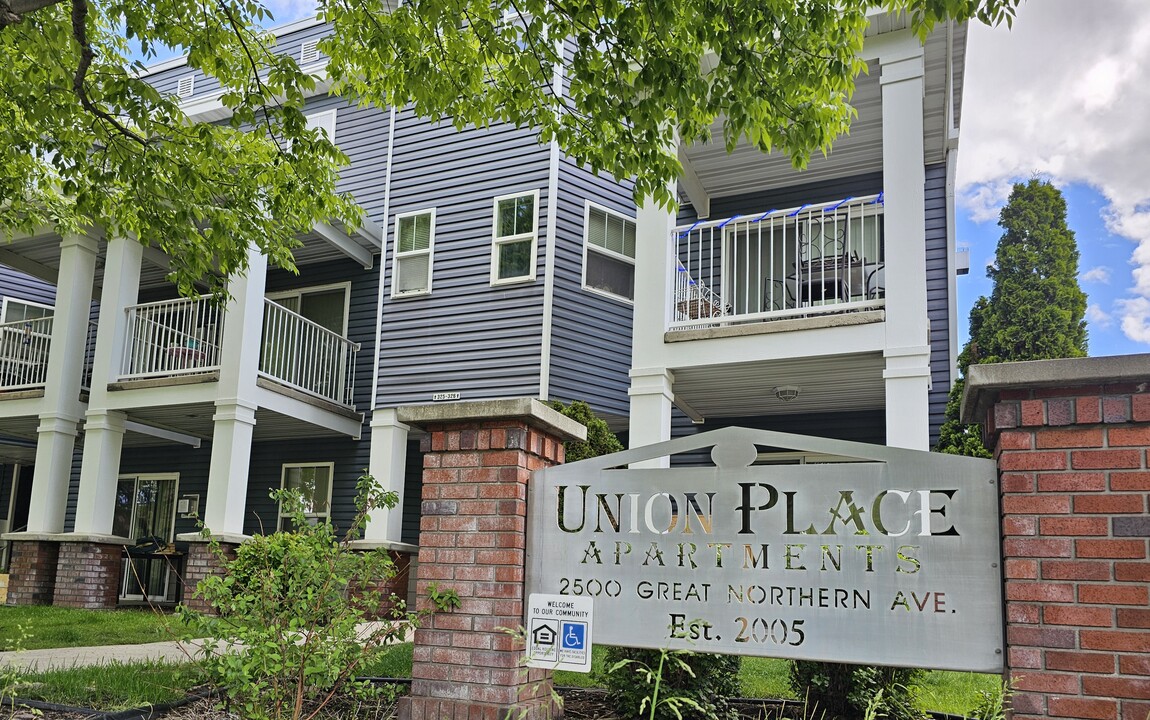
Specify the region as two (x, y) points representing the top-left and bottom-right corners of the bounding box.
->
(396, 397), (587, 442)
(961, 354), (1150, 424)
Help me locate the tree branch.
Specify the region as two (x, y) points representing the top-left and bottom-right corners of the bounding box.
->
(0, 0), (62, 29)
(70, 0), (148, 145)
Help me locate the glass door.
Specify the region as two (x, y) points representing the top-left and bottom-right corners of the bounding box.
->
(114, 474), (178, 602)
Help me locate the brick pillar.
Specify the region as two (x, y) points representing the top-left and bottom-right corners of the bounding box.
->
(964, 357), (1150, 720)
(396, 399), (585, 720)
(53, 541), (123, 609)
(181, 540), (239, 614)
(5, 540), (60, 605)
(349, 548), (415, 620)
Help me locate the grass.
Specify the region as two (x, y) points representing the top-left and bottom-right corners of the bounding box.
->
(8, 660), (207, 711)
(0, 606), (183, 651)
(913, 670), (1002, 716)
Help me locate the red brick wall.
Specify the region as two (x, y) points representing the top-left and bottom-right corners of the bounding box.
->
(53, 542), (121, 609)
(350, 549), (413, 620)
(401, 419), (565, 720)
(6, 541), (60, 606)
(181, 541), (238, 615)
(989, 383), (1150, 720)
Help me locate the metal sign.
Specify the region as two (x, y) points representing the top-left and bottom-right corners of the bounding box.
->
(526, 593), (594, 672)
(525, 428), (1003, 673)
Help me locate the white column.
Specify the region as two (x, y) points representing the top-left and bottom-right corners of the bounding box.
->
(71, 234), (142, 535)
(201, 246), (267, 538)
(628, 367), (675, 469)
(628, 194), (677, 465)
(880, 50), (932, 451)
(71, 410), (127, 536)
(24, 233), (98, 534)
(365, 408), (410, 542)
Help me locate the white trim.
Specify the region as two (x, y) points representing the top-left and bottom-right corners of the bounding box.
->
(1, 297), (54, 323)
(581, 200), (637, 304)
(266, 280), (352, 337)
(538, 138), (562, 400)
(391, 208), (436, 298)
(5, 464), (26, 536)
(489, 189), (541, 286)
(278, 461), (336, 529)
(138, 15), (324, 75)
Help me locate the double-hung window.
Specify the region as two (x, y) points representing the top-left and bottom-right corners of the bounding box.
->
(393, 210), (435, 296)
(490, 190), (539, 284)
(278, 463), (334, 530)
(582, 202), (636, 301)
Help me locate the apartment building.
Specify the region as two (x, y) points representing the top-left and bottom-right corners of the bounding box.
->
(0, 10), (966, 606)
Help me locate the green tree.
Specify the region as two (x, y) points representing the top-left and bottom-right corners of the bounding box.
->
(2, 0), (1018, 292)
(937, 178), (1088, 456)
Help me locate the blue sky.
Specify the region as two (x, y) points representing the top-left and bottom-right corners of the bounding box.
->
(956, 1), (1150, 357)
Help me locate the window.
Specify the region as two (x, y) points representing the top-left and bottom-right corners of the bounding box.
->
(1, 299), (53, 323)
(392, 210), (435, 296)
(279, 463), (334, 530)
(490, 190), (539, 284)
(266, 283), (350, 335)
(582, 203), (636, 301)
(305, 109), (337, 143)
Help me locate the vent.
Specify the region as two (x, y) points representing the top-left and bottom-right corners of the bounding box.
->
(176, 75), (195, 97)
(300, 39), (320, 64)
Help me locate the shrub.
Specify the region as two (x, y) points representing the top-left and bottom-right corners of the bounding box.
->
(180, 473), (417, 720)
(791, 661), (926, 720)
(605, 646), (741, 720)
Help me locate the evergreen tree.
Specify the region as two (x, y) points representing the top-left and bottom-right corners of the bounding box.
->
(937, 178), (1088, 455)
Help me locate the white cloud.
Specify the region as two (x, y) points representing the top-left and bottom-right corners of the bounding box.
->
(1116, 297), (1150, 343)
(1087, 303), (1113, 329)
(1082, 266), (1111, 284)
(956, 0), (1150, 343)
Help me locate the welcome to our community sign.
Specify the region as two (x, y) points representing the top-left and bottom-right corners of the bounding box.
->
(525, 428), (1004, 673)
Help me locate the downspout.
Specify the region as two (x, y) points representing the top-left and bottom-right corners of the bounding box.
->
(537, 40), (566, 401)
(369, 104), (398, 412)
(944, 20), (961, 385)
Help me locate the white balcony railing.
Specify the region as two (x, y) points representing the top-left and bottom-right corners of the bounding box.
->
(0, 316), (53, 391)
(260, 299), (359, 408)
(121, 296), (224, 379)
(671, 194), (886, 329)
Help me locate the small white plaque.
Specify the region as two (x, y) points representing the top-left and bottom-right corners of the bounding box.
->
(526, 593), (593, 672)
(432, 392), (461, 401)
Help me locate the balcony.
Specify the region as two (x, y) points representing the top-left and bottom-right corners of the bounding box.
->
(120, 295), (359, 408)
(0, 317), (97, 394)
(671, 194), (885, 331)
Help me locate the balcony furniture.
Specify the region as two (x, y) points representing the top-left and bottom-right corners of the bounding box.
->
(165, 345), (208, 370)
(122, 543), (184, 604)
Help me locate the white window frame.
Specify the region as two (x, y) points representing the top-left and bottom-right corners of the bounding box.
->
(305, 109), (337, 144)
(489, 189), (540, 286)
(581, 200), (637, 303)
(115, 472), (181, 602)
(391, 208), (437, 298)
(266, 281), (351, 337)
(278, 462), (336, 530)
(1, 298), (54, 324)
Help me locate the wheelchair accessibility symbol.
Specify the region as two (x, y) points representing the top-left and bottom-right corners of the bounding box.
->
(561, 622), (586, 650)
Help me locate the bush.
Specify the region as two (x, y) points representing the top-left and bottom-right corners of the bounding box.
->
(548, 399), (624, 461)
(180, 473), (417, 720)
(604, 646), (741, 720)
(791, 661), (926, 720)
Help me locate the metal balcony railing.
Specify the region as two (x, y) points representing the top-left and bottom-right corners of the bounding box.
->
(671, 194), (886, 330)
(121, 296), (224, 379)
(260, 299), (359, 408)
(0, 316), (53, 391)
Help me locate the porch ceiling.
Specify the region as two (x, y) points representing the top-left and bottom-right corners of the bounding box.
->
(678, 22), (962, 209)
(671, 352), (886, 419)
(119, 397), (358, 445)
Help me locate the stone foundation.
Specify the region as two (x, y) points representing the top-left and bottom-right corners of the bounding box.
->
(181, 540), (238, 614)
